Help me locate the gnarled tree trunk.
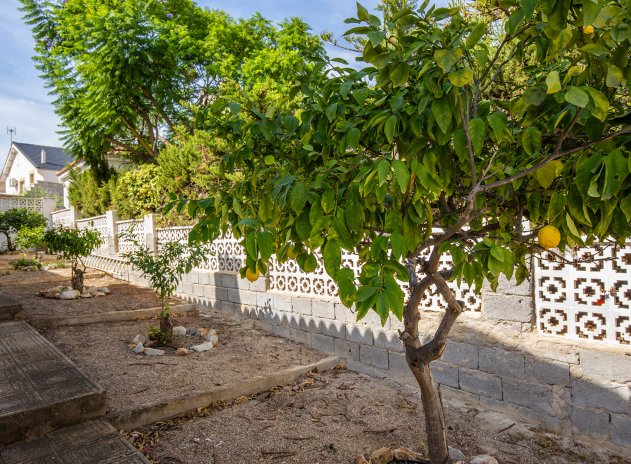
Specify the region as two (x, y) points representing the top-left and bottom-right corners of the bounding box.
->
(71, 263), (84, 292)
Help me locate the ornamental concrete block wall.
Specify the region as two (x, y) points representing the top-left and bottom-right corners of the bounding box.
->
(78, 219), (631, 457)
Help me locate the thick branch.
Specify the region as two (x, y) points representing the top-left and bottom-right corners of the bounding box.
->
(119, 114), (156, 161)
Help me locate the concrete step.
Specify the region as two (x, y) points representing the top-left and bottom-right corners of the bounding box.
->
(0, 321), (106, 446)
(0, 419), (150, 463)
(0, 294), (22, 321)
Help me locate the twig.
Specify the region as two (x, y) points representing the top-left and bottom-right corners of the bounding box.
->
(363, 427), (397, 434)
(260, 450), (297, 459)
(283, 436), (316, 441)
(127, 362), (175, 366)
(497, 423), (515, 434)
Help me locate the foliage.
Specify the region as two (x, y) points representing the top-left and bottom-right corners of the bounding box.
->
(15, 226), (46, 251)
(0, 208), (48, 251)
(9, 256), (43, 270)
(148, 323), (170, 345)
(122, 235), (208, 310)
(19, 0), (325, 173)
(182, 1), (631, 462)
(68, 168), (116, 218)
(112, 165), (165, 219)
(43, 226), (103, 290)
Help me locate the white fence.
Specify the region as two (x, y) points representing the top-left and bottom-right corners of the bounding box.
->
(0, 195), (58, 250)
(67, 210), (630, 348)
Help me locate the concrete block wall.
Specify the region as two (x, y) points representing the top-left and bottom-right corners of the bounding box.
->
(87, 259), (631, 455)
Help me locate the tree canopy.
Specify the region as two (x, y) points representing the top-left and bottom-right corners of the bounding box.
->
(20, 0), (325, 174)
(181, 0), (631, 461)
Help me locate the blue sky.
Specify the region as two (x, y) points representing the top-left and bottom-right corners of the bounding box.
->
(0, 0), (445, 165)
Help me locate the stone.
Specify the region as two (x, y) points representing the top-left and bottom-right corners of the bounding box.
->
(355, 455), (369, 464)
(85, 286), (99, 295)
(369, 447), (393, 464)
(172, 326), (186, 336)
(59, 289), (80, 300)
(448, 447), (466, 461)
(191, 341), (213, 352)
(80, 293), (92, 298)
(92, 292), (106, 297)
(132, 334), (147, 345)
(96, 287), (111, 294)
(185, 327), (198, 336)
(132, 342), (144, 354)
(144, 347), (165, 357)
(175, 348), (189, 356)
(198, 328), (209, 338)
(44, 287), (62, 298)
(470, 456), (499, 464)
(144, 340), (156, 348)
(204, 334), (219, 346)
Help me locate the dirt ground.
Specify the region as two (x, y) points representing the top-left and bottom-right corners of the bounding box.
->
(41, 314), (326, 417)
(130, 368), (628, 464)
(0, 254), (182, 318)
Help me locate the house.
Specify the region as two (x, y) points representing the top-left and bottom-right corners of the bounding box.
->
(1, 142), (72, 198)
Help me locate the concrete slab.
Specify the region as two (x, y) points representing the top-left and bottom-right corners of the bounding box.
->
(0, 419), (149, 463)
(0, 321), (106, 446)
(0, 294), (23, 321)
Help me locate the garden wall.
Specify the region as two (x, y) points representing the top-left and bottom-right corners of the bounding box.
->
(74, 212), (631, 456)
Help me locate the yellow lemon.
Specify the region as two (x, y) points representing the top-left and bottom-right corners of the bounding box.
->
(245, 268), (260, 282)
(583, 25), (595, 35)
(538, 225), (561, 250)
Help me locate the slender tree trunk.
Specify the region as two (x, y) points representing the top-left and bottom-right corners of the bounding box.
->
(2, 232), (14, 252)
(71, 263), (84, 292)
(407, 352), (451, 464)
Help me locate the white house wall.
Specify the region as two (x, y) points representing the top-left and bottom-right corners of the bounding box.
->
(4, 151), (58, 194)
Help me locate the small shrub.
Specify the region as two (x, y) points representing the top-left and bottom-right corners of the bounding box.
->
(15, 226), (45, 251)
(9, 256), (43, 270)
(43, 227), (103, 291)
(0, 208), (47, 251)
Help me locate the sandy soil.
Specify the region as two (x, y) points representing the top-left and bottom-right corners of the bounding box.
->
(0, 265), (182, 319)
(41, 314), (326, 417)
(130, 368), (629, 464)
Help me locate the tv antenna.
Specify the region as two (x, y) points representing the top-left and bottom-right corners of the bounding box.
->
(6, 127), (16, 144)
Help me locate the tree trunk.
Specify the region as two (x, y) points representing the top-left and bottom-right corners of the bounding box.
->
(408, 353), (451, 464)
(2, 232), (14, 252)
(160, 315), (173, 343)
(71, 264), (84, 292)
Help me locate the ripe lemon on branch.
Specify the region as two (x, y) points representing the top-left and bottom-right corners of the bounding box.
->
(245, 268), (260, 282)
(538, 225), (561, 250)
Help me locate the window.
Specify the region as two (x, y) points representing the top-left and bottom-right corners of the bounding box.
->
(29, 172), (35, 185)
(18, 180), (24, 194)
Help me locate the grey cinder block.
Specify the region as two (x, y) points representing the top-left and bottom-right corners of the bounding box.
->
(459, 368), (502, 400)
(360, 345), (389, 370)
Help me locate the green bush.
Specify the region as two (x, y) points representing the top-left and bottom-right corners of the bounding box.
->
(68, 168), (114, 218)
(0, 208), (47, 251)
(9, 256), (43, 270)
(15, 226), (45, 251)
(112, 164), (165, 219)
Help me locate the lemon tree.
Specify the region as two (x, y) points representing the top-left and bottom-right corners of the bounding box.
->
(182, 0), (631, 462)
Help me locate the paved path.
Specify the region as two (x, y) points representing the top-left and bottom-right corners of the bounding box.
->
(0, 318), (149, 462)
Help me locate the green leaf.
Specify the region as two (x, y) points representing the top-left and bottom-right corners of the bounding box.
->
(245, 232), (257, 260)
(465, 23), (487, 48)
(296, 212), (312, 240)
(584, 87), (610, 122)
(468, 118), (486, 155)
(606, 65), (624, 88)
(566, 213), (580, 238)
(321, 190), (336, 213)
(546, 71), (562, 94)
(391, 160), (410, 193)
(377, 159), (389, 185)
(257, 231), (274, 261)
(536, 160), (563, 189)
(581, 43), (609, 56)
(356, 2), (370, 21)
(602, 149), (629, 200)
(384, 115), (397, 143)
(434, 49), (460, 72)
(290, 181), (308, 214)
(356, 285), (377, 302)
(391, 63), (411, 87)
(322, 239), (341, 278)
(383, 275), (404, 320)
(564, 86), (589, 107)
(367, 30), (386, 46)
(325, 103), (338, 122)
(522, 126), (542, 155)
(547, 192), (566, 222)
(302, 253), (318, 273)
(390, 232), (405, 259)
(487, 111), (509, 142)
(347, 127), (361, 148)
(431, 97), (451, 134)
(620, 194), (631, 222)
(264, 155), (275, 165)
(448, 67), (474, 87)
(345, 188), (362, 233)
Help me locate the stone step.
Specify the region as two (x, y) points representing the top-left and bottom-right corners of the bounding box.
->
(0, 321), (106, 446)
(0, 294), (22, 321)
(0, 419), (150, 463)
